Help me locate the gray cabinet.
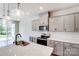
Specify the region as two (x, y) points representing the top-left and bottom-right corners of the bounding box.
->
(64, 15), (74, 32)
(64, 42), (71, 56)
(74, 13), (79, 32)
(49, 14), (75, 32)
(49, 17), (57, 32)
(49, 17), (64, 32)
(47, 39), (79, 56)
(47, 40), (55, 47)
(56, 17), (64, 32)
(29, 36), (37, 43)
(54, 41), (64, 56)
(64, 42), (79, 56)
(47, 40), (64, 56)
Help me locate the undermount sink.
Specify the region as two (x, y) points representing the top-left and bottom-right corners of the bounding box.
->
(16, 40), (30, 46)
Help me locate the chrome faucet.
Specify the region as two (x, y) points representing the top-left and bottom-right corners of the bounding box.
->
(15, 33), (22, 45)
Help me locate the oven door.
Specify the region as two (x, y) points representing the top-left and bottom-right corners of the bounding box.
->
(37, 38), (47, 46)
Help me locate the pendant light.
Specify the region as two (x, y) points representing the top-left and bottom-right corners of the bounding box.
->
(2, 3), (11, 20)
(4, 3), (11, 20)
(2, 3), (5, 19)
(10, 3), (25, 21)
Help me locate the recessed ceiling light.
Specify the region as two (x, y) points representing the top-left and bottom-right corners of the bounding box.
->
(39, 6), (43, 10)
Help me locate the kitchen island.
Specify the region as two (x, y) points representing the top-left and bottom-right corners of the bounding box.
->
(0, 41), (53, 56)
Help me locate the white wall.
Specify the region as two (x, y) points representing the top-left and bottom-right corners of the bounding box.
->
(19, 13), (40, 40)
(19, 17), (32, 41)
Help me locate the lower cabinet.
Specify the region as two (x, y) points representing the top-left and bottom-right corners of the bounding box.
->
(64, 42), (79, 56)
(30, 37), (79, 56)
(64, 42), (71, 56)
(47, 40), (55, 47)
(47, 40), (79, 56)
(29, 36), (37, 43)
(54, 41), (63, 56)
(47, 40), (63, 56)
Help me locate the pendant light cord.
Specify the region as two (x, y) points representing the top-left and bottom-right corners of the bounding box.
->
(7, 3), (10, 16)
(18, 3), (20, 9)
(3, 3), (5, 16)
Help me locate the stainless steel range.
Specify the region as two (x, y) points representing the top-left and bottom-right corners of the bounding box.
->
(37, 34), (50, 46)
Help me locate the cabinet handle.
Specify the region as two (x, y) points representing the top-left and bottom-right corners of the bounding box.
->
(55, 28), (56, 31)
(64, 47), (66, 49)
(76, 28), (78, 31)
(64, 28), (66, 31)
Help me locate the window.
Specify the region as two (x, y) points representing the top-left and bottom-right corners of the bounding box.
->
(0, 19), (16, 47)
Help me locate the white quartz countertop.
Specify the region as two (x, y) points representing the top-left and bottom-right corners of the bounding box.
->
(0, 42), (53, 56)
(48, 32), (79, 44)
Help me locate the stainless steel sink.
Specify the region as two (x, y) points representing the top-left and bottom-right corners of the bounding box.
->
(16, 40), (30, 46)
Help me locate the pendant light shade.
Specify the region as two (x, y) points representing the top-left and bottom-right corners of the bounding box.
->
(10, 9), (25, 19)
(10, 3), (25, 20)
(4, 16), (11, 20)
(2, 3), (11, 20)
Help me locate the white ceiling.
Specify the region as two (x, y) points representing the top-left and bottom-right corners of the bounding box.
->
(0, 3), (79, 17)
(21, 3), (79, 15)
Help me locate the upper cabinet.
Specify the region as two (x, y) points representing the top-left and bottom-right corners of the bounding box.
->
(32, 19), (39, 31)
(32, 12), (48, 31)
(39, 13), (48, 26)
(32, 10), (79, 32)
(49, 14), (75, 32)
(49, 17), (57, 32)
(56, 16), (64, 32)
(49, 16), (64, 32)
(64, 14), (74, 32)
(74, 13), (79, 32)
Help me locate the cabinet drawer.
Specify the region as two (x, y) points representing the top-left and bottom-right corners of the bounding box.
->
(64, 42), (71, 47)
(64, 42), (79, 49)
(70, 47), (79, 56)
(70, 43), (79, 49)
(55, 41), (63, 45)
(64, 47), (79, 56)
(64, 42), (79, 56)
(47, 40), (54, 47)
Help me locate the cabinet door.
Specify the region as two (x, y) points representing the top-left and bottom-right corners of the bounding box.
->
(49, 17), (57, 32)
(29, 37), (33, 42)
(64, 42), (79, 56)
(56, 16), (64, 32)
(64, 15), (74, 32)
(70, 47), (79, 56)
(64, 42), (71, 56)
(32, 20), (36, 31)
(74, 13), (79, 32)
(47, 40), (54, 48)
(35, 20), (39, 31)
(29, 37), (37, 43)
(39, 13), (48, 26)
(32, 37), (37, 43)
(54, 41), (64, 56)
(32, 20), (39, 31)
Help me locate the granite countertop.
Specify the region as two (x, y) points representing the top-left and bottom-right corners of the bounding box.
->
(48, 32), (79, 44)
(0, 41), (53, 56)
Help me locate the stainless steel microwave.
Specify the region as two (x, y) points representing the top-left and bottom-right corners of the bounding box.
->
(39, 26), (48, 31)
